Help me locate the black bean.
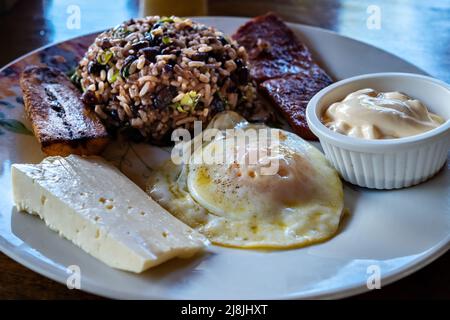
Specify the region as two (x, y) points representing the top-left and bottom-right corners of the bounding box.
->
(123, 54), (137, 65)
(87, 61), (102, 75)
(210, 51), (228, 63)
(139, 46), (160, 63)
(235, 58), (244, 68)
(131, 104), (140, 114)
(109, 109), (119, 121)
(164, 64), (173, 73)
(218, 36), (228, 45)
(211, 95), (226, 113)
(191, 52), (209, 61)
(152, 22), (163, 30)
(144, 32), (154, 43)
(98, 38), (112, 49)
(81, 91), (98, 105)
(120, 55), (137, 78)
(131, 40), (150, 51)
(153, 35), (162, 46)
(144, 33), (163, 46)
(153, 86), (177, 109)
(231, 65), (249, 85)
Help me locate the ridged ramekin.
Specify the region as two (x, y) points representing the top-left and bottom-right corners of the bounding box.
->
(306, 73), (450, 189)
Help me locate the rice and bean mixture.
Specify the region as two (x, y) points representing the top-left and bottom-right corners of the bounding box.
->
(72, 16), (262, 143)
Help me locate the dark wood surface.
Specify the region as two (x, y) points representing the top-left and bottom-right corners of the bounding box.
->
(0, 0), (449, 300)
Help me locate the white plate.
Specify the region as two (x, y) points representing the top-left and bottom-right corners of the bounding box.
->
(0, 17), (448, 299)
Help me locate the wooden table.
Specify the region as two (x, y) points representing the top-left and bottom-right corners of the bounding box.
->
(0, 0), (448, 299)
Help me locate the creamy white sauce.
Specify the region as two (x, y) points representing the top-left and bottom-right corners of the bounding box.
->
(322, 88), (445, 139)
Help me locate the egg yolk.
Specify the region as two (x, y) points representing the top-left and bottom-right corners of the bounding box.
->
(187, 136), (319, 221)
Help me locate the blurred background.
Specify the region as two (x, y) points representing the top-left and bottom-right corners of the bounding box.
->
(0, 0), (449, 82)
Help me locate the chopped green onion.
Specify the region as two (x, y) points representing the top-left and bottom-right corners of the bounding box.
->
(110, 70), (119, 83)
(97, 51), (113, 65)
(114, 26), (131, 37)
(180, 91), (200, 110)
(180, 95), (192, 106)
(121, 65), (130, 78)
(158, 17), (174, 23)
(171, 102), (187, 113)
(162, 36), (171, 45)
(69, 71), (81, 85)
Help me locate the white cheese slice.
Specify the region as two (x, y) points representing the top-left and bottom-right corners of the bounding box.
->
(11, 155), (209, 273)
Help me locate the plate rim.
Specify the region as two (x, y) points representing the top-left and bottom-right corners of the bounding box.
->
(0, 16), (447, 300)
(1, 230), (449, 300)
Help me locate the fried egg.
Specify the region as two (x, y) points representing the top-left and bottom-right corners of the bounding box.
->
(147, 112), (344, 249)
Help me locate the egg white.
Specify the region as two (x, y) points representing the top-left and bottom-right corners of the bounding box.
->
(147, 112), (344, 249)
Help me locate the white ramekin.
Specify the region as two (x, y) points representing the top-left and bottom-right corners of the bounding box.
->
(306, 72), (450, 189)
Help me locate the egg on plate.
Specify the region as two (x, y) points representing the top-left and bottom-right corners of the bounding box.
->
(147, 112), (344, 249)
